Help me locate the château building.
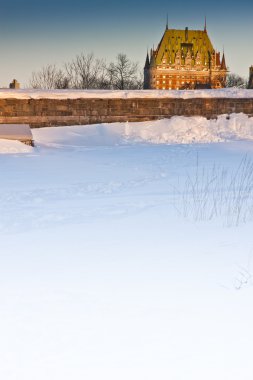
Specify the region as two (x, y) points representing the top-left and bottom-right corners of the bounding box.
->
(144, 21), (228, 90)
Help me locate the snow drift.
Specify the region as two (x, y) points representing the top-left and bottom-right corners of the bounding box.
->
(0, 139), (33, 154)
(33, 113), (253, 147)
(2, 113), (253, 153)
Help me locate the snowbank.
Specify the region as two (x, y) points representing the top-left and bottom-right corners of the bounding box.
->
(1, 88), (253, 100)
(33, 113), (253, 147)
(0, 139), (33, 154)
(0, 113), (252, 154)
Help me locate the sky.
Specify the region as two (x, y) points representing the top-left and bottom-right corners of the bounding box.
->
(0, 0), (252, 87)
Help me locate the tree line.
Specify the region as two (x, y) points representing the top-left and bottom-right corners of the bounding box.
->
(29, 51), (249, 90)
(30, 53), (144, 90)
(225, 73), (248, 89)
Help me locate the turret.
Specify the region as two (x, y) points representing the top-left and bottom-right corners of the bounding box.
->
(144, 51), (151, 89)
(221, 51), (227, 70)
(150, 51), (156, 68)
(144, 52), (150, 69)
(216, 52), (221, 66)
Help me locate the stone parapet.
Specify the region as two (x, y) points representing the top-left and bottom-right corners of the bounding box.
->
(0, 98), (252, 127)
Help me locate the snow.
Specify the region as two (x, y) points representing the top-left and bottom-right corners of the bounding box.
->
(1, 87), (253, 99)
(0, 139), (33, 154)
(32, 113), (253, 145)
(1, 116), (253, 380)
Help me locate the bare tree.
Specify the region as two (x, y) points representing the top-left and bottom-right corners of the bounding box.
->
(226, 73), (247, 88)
(93, 63), (111, 89)
(65, 53), (106, 89)
(107, 53), (140, 90)
(54, 72), (70, 89)
(29, 52), (143, 90)
(133, 70), (144, 90)
(30, 64), (69, 89)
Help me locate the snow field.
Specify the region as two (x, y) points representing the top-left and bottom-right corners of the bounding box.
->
(0, 116), (253, 379)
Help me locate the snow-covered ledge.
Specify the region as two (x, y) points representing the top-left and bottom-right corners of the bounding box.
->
(0, 88), (253, 100)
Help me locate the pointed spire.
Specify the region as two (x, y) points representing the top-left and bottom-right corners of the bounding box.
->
(221, 47), (226, 70)
(221, 49), (227, 70)
(204, 16), (207, 32)
(166, 13), (168, 30)
(144, 51), (150, 69)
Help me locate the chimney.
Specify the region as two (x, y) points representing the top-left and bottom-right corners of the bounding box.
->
(9, 79), (20, 89)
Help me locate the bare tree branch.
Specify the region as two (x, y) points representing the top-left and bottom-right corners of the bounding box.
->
(65, 53), (106, 89)
(30, 64), (69, 89)
(29, 53), (143, 90)
(107, 54), (140, 90)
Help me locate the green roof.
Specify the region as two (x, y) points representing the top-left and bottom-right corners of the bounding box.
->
(155, 29), (215, 65)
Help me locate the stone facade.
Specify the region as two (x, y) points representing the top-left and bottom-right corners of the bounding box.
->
(0, 97), (253, 128)
(144, 24), (228, 90)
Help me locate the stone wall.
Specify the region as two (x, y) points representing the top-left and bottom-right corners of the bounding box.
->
(0, 97), (253, 127)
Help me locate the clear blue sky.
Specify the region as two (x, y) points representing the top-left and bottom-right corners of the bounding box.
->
(0, 0), (252, 87)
